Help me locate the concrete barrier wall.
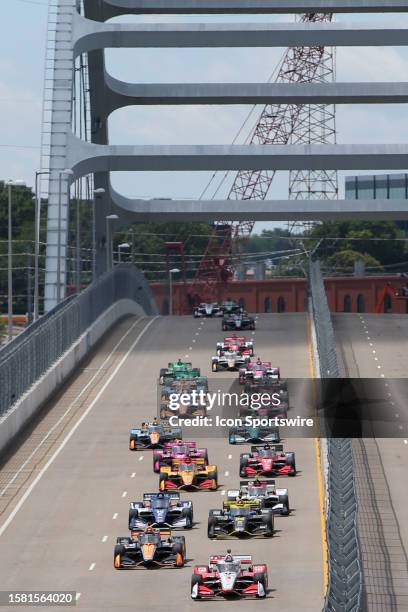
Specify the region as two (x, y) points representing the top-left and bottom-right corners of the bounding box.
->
(0, 299), (145, 457)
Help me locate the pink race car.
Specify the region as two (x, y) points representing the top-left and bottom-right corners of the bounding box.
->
(238, 359), (277, 385)
(216, 335), (254, 357)
(153, 440), (209, 473)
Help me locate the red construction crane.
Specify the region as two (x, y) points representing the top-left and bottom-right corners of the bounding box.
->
(189, 12), (337, 308)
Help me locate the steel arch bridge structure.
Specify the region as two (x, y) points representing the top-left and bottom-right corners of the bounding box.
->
(40, 0), (408, 311)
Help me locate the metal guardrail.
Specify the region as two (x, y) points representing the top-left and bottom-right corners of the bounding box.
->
(309, 259), (340, 378)
(309, 259), (362, 612)
(0, 265), (158, 417)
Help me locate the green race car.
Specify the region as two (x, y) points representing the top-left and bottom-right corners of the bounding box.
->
(159, 360), (200, 384)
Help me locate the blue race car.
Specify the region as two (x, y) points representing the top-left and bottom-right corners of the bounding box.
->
(129, 420), (182, 451)
(129, 492), (193, 530)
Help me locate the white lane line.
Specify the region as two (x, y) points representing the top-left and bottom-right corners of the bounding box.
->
(404, 440), (408, 445)
(195, 332), (200, 336)
(112, 513), (118, 520)
(369, 343), (373, 347)
(374, 357), (378, 361)
(139, 456), (144, 462)
(385, 383), (389, 387)
(0, 316), (148, 501)
(395, 414), (399, 418)
(372, 350), (376, 354)
(101, 535), (108, 543)
(381, 374), (385, 378)
(89, 563), (96, 571)
(185, 354), (189, 358)
(228, 454), (232, 460)
(122, 491), (128, 498)
(131, 472), (136, 478)
(0, 316), (159, 539)
(220, 490), (226, 496)
(75, 593), (81, 602)
(399, 425), (404, 430)
(367, 337), (371, 340)
(377, 365), (381, 369)
(189, 346), (193, 351)
(192, 339), (196, 343)
(224, 471), (229, 477)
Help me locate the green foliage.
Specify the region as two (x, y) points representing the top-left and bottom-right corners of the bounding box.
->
(325, 249), (383, 273)
(0, 318), (5, 339)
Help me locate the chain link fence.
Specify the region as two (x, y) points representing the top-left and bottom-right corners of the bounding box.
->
(309, 260), (362, 612)
(0, 265), (158, 417)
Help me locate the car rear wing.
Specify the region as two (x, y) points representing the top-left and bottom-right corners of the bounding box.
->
(143, 492), (181, 501)
(172, 457), (206, 466)
(210, 555), (253, 565)
(240, 479), (276, 487)
(251, 445), (283, 453)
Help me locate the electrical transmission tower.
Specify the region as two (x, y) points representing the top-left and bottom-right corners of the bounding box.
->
(189, 12), (337, 306)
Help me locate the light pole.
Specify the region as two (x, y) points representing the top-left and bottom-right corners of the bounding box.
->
(7, 179), (25, 342)
(57, 169), (74, 303)
(92, 188), (105, 282)
(105, 214), (118, 272)
(118, 242), (130, 263)
(34, 170), (50, 321)
(169, 268), (180, 316)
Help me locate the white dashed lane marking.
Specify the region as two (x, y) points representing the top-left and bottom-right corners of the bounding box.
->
(89, 563), (96, 571)
(101, 536), (108, 543)
(122, 491), (127, 498)
(112, 513), (118, 520)
(228, 454), (232, 460)
(139, 456), (144, 462)
(224, 471), (229, 477)
(75, 593), (81, 602)
(131, 472), (136, 478)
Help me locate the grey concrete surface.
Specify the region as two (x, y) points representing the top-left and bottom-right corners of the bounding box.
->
(102, 0), (408, 14)
(334, 314), (408, 610)
(0, 301), (145, 459)
(0, 314), (324, 611)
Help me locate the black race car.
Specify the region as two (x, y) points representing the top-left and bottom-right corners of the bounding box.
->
(128, 492), (193, 530)
(114, 527), (186, 569)
(207, 500), (274, 539)
(222, 311), (255, 331)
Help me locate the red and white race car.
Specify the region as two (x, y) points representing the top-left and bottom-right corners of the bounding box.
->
(240, 445), (296, 478)
(153, 441), (208, 473)
(191, 551), (268, 600)
(238, 360), (277, 385)
(216, 335), (254, 357)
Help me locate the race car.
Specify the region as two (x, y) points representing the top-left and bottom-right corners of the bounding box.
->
(238, 360), (276, 385)
(129, 419), (182, 451)
(243, 367), (288, 395)
(211, 350), (250, 372)
(222, 311), (255, 332)
(226, 480), (290, 516)
(216, 335), (254, 357)
(240, 445), (296, 478)
(128, 492), (194, 530)
(159, 458), (218, 491)
(159, 360), (200, 384)
(194, 302), (223, 318)
(228, 424), (280, 445)
(153, 441), (208, 473)
(191, 550), (268, 599)
(160, 377), (208, 402)
(207, 500), (274, 539)
(114, 526), (186, 569)
(221, 300), (241, 315)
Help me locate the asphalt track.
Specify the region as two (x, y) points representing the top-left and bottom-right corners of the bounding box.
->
(334, 314), (408, 610)
(0, 314), (324, 611)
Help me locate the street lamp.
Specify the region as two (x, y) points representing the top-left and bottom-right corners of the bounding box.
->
(34, 170), (50, 321)
(118, 242), (130, 263)
(169, 268), (180, 316)
(7, 179), (26, 342)
(57, 169), (74, 303)
(92, 188), (105, 282)
(105, 214), (118, 272)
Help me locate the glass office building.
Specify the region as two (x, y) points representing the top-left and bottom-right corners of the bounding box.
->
(345, 174), (408, 230)
(345, 174), (408, 201)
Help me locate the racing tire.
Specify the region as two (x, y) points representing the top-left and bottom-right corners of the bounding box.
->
(239, 457), (249, 478)
(153, 454), (162, 473)
(114, 544), (124, 569)
(207, 470), (218, 490)
(229, 434), (236, 444)
(207, 518), (217, 539)
(181, 507), (193, 529)
(129, 438), (136, 451)
(279, 494), (290, 516)
(254, 573), (267, 598)
(128, 508), (139, 530)
(212, 362), (218, 372)
(159, 472), (169, 490)
(262, 512), (274, 537)
(191, 574), (203, 600)
(172, 543), (185, 567)
(286, 452), (297, 476)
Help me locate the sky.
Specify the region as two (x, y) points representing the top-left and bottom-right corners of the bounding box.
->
(1, 1), (408, 232)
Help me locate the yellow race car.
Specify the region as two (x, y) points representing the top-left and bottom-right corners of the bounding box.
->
(159, 458), (218, 491)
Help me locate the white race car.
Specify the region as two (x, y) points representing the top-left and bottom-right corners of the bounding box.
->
(212, 351), (250, 372)
(194, 303), (223, 318)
